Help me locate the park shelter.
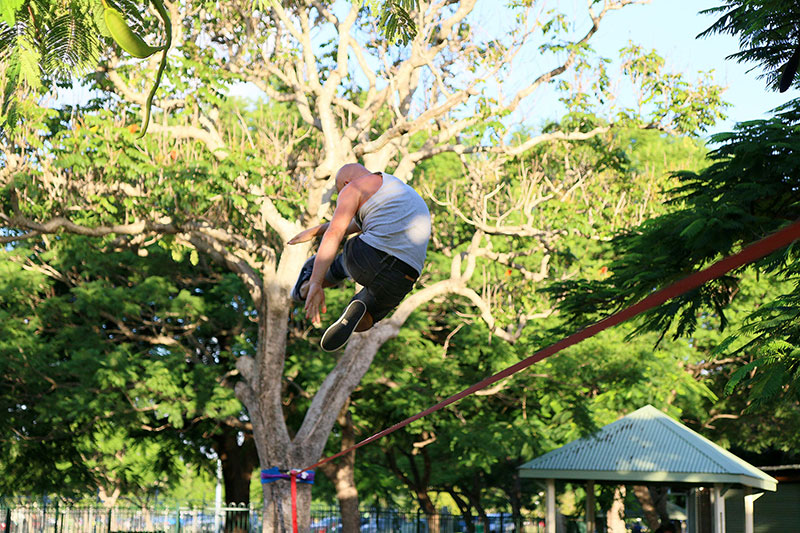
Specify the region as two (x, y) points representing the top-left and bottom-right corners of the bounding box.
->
(518, 405), (777, 533)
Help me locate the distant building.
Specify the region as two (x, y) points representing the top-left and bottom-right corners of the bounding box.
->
(724, 464), (800, 533)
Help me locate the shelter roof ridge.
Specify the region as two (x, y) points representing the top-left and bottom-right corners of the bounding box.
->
(518, 405), (777, 491)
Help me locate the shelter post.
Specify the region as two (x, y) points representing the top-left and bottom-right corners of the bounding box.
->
(585, 480), (595, 533)
(687, 488), (696, 533)
(546, 478), (556, 533)
(712, 484), (726, 533)
(743, 487), (763, 533)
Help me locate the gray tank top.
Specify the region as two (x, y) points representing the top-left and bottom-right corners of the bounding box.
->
(355, 173), (431, 274)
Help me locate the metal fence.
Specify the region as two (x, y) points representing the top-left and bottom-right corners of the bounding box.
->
(1, 505), (257, 533)
(308, 508), (541, 533)
(1, 504), (547, 533)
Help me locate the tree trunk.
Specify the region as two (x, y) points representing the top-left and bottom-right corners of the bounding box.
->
(386, 445), (438, 532)
(98, 486), (121, 508)
(464, 478), (487, 533)
(651, 486), (671, 527)
(233, 252), (395, 533)
(606, 485), (626, 533)
(448, 490), (475, 533)
(632, 485), (659, 530)
(319, 405), (360, 533)
(214, 429), (259, 533)
(503, 468), (524, 532)
(632, 485), (670, 530)
(235, 279), (304, 533)
(217, 429), (259, 505)
(418, 492), (439, 533)
(261, 481), (314, 533)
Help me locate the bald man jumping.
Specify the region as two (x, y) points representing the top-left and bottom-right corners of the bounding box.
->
(288, 163), (432, 352)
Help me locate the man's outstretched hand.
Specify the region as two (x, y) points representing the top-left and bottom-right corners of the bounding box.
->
(288, 227), (318, 245)
(304, 281), (326, 326)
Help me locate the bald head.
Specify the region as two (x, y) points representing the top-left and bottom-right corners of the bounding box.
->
(335, 163), (373, 192)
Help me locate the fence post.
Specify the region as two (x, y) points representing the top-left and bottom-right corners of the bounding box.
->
(5, 508), (10, 533)
(416, 508), (421, 533)
(499, 512), (503, 532)
(175, 504), (181, 533)
(106, 508), (112, 533)
(53, 501), (58, 533)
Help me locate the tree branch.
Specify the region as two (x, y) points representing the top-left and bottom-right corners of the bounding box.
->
(1, 214), (178, 241)
(99, 311), (187, 347)
(185, 233), (264, 308)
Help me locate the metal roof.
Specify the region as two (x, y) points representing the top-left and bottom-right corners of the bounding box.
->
(518, 405), (777, 491)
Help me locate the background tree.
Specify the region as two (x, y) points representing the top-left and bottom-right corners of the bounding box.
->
(550, 102), (800, 405)
(0, 235), (263, 506)
(0, 0), (420, 133)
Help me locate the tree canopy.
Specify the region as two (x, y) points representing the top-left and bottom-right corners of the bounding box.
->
(550, 4), (800, 406)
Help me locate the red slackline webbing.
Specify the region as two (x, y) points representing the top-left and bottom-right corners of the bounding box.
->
(290, 472), (298, 533)
(301, 219), (800, 473)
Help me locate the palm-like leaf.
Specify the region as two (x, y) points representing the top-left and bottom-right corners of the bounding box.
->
(43, 10), (101, 80)
(699, 0), (800, 91)
(0, 0), (102, 85)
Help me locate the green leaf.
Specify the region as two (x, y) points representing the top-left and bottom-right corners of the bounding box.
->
(0, 0), (24, 26)
(725, 359), (760, 395)
(17, 32), (42, 90)
(679, 218), (706, 239)
(171, 247), (183, 262)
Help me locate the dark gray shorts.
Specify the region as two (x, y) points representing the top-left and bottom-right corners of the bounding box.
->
(327, 237), (419, 323)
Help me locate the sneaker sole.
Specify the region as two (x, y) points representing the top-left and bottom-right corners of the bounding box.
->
(320, 300), (367, 352)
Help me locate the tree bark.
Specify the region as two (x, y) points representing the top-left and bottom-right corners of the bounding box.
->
(216, 430), (259, 506)
(448, 490), (475, 533)
(503, 468), (525, 533)
(632, 485), (670, 530)
(386, 446), (439, 531)
(606, 485), (626, 533)
(632, 485), (659, 530)
(214, 428), (259, 533)
(463, 477), (486, 533)
(651, 486), (671, 527)
(319, 406), (360, 533)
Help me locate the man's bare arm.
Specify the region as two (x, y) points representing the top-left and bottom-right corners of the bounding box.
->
(309, 187), (361, 283)
(288, 220), (360, 245)
(303, 185), (362, 323)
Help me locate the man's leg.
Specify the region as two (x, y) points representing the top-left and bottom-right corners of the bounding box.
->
(320, 275), (409, 351)
(317, 238), (378, 350)
(320, 238), (418, 350)
(291, 253), (348, 303)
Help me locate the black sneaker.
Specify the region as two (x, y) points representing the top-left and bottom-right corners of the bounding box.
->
(320, 300), (367, 352)
(291, 256), (316, 303)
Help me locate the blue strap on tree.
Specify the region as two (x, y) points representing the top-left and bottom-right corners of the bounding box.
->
(261, 467), (315, 484)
